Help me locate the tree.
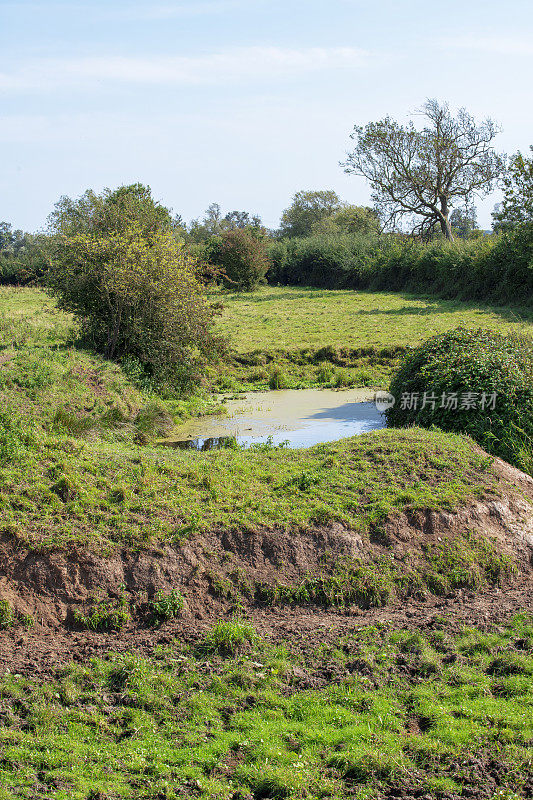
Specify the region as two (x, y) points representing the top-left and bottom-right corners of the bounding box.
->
(222, 210), (263, 232)
(188, 204), (264, 242)
(492, 146), (533, 232)
(450, 205), (479, 239)
(342, 100), (504, 240)
(311, 205), (381, 236)
(279, 190), (343, 238)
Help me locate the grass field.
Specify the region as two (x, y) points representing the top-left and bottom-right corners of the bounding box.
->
(0, 291), (532, 799)
(215, 286), (533, 353)
(0, 615), (530, 799)
(211, 287), (533, 390)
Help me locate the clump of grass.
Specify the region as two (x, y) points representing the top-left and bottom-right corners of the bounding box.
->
(487, 653), (533, 677)
(74, 590), (131, 631)
(0, 600), (33, 629)
(268, 366), (289, 389)
(149, 589), (184, 622)
(423, 530), (516, 594)
(316, 362), (335, 384)
(0, 600), (16, 628)
(255, 559), (394, 609)
(197, 619), (258, 655)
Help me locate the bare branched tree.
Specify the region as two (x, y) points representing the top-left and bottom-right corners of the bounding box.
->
(342, 100), (505, 240)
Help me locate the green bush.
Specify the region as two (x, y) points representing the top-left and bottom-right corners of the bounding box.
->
(386, 328), (533, 473)
(266, 225), (533, 306)
(46, 185), (220, 391)
(210, 229), (269, 291)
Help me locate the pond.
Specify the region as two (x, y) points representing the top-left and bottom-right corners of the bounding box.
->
(161, 388), (385, 450)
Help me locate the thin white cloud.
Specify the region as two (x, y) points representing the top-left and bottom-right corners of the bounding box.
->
(441, 35), (533, 57)
(0, 46), (373, 91)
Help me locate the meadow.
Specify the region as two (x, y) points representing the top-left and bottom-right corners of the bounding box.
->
(211, 287), (533, 391)
(0, 615), (530, 799)
(0, 286), (532, 800)
(214, 286), (533, 353)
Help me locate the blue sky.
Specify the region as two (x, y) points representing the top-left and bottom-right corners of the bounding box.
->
(1, 0), (532, 232)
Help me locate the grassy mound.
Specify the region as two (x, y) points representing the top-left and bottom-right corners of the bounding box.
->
(0, 288), (220, 444)
(0, 615), (530, 799)
(0, 427), (496, 551)
(386, 328), (533, 474)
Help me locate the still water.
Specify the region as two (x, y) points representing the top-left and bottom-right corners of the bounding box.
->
(161, 389), (385, 450)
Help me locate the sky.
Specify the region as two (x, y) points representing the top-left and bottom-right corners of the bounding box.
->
(1, 0), (532, 232)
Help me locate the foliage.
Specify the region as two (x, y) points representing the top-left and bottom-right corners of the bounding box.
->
(197, 619), (258, 655)
(47, 223), (219, 389)
(386, 328), (533, 473)
(149, 590), (184, 622)
(209, 228), (269, 291)
(278, 190), (343, 238)
(74, 590), (131, 631)
(48, 183), (177, 238)
(343, 99), (504, 239)
(0, 599), (16, 628)
(0, 223), (49, 285)
(188, 202), (264, 243)
(493, 146), (533, 231)
(311, 204), (381, 236)
(266, 227), (533, 306)
(450, 204), (480, 238)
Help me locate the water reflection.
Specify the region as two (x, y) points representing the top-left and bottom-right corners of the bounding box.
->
(167, 436), (239, 451)
(161, 395), (385, 451)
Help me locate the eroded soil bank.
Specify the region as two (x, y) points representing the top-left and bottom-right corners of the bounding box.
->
(0, 457), (531, 632)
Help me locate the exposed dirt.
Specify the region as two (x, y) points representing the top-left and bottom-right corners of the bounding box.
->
(0, 583), (531, 678)
(0, 456), (532, 676)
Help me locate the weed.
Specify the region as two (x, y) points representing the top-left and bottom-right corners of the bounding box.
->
(74, 590), (131, 631)
(197, 619), (258, 655)
(268, 367), (288, 389)
(0, 600), (15, 628)
(149, 589), (184, 622)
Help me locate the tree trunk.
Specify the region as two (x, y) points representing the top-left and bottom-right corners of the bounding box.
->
(438, 197), (454, 241)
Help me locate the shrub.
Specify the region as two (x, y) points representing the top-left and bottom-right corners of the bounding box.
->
(46, 185), (221, 391)
(266, 225), (533, 306)
(386, 328), (533, 473)
(210, 229), (269, 291)
(47, 227), (218, 391)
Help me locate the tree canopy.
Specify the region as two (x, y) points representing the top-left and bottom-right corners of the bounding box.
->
(342, 100), (504, 240)
(492, 146), (533, 232)
(48, 183), (177, 239)
(279, 190), (343, 238)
